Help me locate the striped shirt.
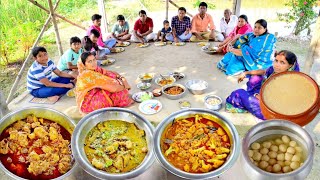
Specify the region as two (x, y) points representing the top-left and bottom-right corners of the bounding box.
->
(27, 59), (57, 91)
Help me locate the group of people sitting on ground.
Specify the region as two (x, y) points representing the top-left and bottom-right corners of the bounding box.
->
(26, 1), (299, 121)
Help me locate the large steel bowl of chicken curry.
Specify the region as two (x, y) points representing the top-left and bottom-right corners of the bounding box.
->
(71, 108), (155, 180)
(154, 108), (240, 179)
(0, 107), (77, 180)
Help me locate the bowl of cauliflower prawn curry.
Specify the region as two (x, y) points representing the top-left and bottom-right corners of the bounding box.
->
(0, 107), (76, 180)
(71, 108), (155, 180)
(154, 108), (240, 179)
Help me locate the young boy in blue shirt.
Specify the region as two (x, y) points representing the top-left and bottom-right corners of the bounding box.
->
(156, 20), (172, 42)
(27, 47), (76, 102)
(57, 36), (83, 76)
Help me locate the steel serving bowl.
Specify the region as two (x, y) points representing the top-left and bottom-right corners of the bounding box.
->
(154, 75), (176, 86)
(241, 120), (314, 180)
(71, 108), (155, 180)
(204, 94), (223, 111)
(154, 108), (240, 179)
(0, 106), (77, 180)
(185, 79), (208, 95)
(162, 83), (186, 100)
(138, 73), (154, 83)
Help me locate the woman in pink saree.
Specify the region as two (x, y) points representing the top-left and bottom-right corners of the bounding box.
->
(216, 14), (252, 54)
(75, 52), (133, 114)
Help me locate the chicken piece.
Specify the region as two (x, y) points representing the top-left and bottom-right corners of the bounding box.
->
(28, 151), (40, 161)
(9, 130), (19, 141)
(34, 126), (48, 139)
(49, 126), (59, 141)
(32, 139), (43, 147)
(22, 124), (31, 134)
(8, 141), (18, 152)
(31, 121), (41, 128)
(42, 145), (53, 154)
(18, 133), (28, 147)
(26, 115), (34, 123)
(13, 120), (26, 130)
(51, 153), (60, 163)
(91, 158), (105, 170)
(28, 133), (36, 140)
(58, 161), (71, 174)
(0, 140), (9, 154)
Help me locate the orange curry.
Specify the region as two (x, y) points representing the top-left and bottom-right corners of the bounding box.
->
(161, 114), (231, 173)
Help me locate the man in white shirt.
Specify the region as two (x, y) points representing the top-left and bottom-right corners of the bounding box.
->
(220, 9), (238, 39)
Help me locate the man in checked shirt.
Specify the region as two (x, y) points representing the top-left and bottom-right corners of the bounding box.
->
(165, 7), (192, 43)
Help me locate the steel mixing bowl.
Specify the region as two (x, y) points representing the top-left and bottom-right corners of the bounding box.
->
(71, 108), (155, 180)
(0, 106), (77, 180)
(241, 120), (314, 180)
(154, 108), (240, 179)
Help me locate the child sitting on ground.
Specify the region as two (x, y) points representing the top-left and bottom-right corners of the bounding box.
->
(57, 36), (83, 76)
(27, 46), (76, 102)
(110, 15), (131, 43)
(156, 20), (172, 42)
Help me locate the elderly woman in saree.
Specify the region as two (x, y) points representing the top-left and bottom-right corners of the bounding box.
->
(216, 14), (252, 54)
(217, 19), (276, 76)
(225, 50), (300, 119)
(75, 52), (133, 114)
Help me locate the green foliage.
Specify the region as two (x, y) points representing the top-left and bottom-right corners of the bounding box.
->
(105, 2), (141, 32)
(277, 0), (318, 35)
(192, 0), (216, 9)
(0, 0), (46, 65)
(0, 0), (96, 66)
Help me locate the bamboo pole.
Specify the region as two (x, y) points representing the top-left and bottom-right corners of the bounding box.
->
(48, 0), (63, 56)
(303, 15), (320, 75)
(166, 0), (169, 20)
(6, 16), (52, 104)
(169, 0), (193, 17)
(0, 91), (8, 118)
(6, 0), (63, 104)
(98, 0), (108, 38)
(27, 0), (86, 31)
(232, 0), (241, 16)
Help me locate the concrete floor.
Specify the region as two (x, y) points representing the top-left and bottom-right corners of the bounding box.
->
(3, 42), (320, 180)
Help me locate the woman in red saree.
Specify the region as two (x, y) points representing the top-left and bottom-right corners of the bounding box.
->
(216, 14), (252, 54)
(75, 52), (133, 114)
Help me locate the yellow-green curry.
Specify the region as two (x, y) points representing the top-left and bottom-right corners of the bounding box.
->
(84, 120), (148, 173)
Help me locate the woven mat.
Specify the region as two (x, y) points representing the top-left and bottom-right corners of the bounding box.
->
(29, 96), (60, 104)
